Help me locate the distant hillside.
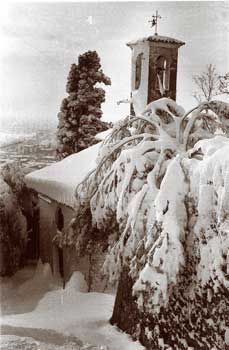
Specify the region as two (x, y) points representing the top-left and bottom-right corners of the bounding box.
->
(0, 132), (35, 148)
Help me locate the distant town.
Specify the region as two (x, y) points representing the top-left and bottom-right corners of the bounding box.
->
(0, 127), (57, 173)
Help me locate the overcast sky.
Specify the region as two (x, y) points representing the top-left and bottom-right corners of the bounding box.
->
(0, 1), (228, 129)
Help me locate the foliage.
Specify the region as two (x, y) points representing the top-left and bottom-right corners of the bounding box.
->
(1, 161), (25, 195)
(193, 64), (228, 102)
(0, 178), (27, 276)
(64, 97), (229, 347)
(219, 72), (229, 95)
(70, 98), (228, 288)
(0, 161), (31, 275)
(56, 50), (111, 160)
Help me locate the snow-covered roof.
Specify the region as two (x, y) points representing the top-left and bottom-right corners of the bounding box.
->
(25, 143), (101, 208)
(127, 35), (185, 47)
(95, 128), (112, 141)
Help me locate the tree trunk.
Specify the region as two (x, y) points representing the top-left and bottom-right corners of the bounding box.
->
(110, 266), (228, 350)
(110, 267), (140, 338)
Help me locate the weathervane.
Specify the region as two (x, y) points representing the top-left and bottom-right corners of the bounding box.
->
(148, 10), (161, 36)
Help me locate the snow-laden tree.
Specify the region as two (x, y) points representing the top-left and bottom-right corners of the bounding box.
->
(0, 178), (27, 276)
(56, 51), (111, 160)
(62, 98), (229, 349)
(1, 161), (30, 220)
(1, 161), (25, 195)
(0, 162), (32, 275)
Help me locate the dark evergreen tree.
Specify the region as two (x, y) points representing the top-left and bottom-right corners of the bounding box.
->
(56, 51), (111, 160)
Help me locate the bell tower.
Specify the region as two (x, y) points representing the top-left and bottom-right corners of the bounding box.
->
(126, 12), (185, 114)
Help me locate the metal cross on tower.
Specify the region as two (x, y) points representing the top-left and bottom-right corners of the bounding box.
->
(148, 10), (161, 36)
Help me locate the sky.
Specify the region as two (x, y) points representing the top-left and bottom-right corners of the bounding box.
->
(0, 1), (228, 130)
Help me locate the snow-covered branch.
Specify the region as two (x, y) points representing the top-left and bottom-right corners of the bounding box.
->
(71, 98), (229, 317)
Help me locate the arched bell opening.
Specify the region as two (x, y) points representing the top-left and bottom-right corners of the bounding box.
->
(135, 53), (144, 90)
(155, 55), (170, 95)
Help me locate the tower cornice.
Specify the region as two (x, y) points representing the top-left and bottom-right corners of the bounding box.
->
(127, 35), (185, 48)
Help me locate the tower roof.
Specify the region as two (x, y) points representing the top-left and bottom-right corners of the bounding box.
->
(127, 35), (185, 48)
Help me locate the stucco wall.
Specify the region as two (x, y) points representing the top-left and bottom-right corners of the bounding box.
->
(38, 196), (110, 292)
(39, 198), (55, 265)
(39, 197), (76, 276)
(130, 41), (150, 113)
(63, 245), (111, 293)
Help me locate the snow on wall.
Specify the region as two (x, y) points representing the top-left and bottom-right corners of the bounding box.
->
(25, 143), (101, 208)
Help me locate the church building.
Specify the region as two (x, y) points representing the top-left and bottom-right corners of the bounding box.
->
(127, 12), (185, 114)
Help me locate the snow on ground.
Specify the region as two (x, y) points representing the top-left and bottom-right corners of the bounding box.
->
(0, 132), (35, 148)
(0, 262), (144, 350)
(25, 143), (102, 208)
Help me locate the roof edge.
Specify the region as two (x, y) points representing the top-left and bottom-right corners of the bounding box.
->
(127, 35), (185, 48)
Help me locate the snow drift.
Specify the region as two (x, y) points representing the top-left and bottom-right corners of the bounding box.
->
(1, 263), (144, 350)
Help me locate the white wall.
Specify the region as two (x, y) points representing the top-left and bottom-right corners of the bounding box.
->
(38, 197), (112, 292)
(129, 41), (150, 114)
